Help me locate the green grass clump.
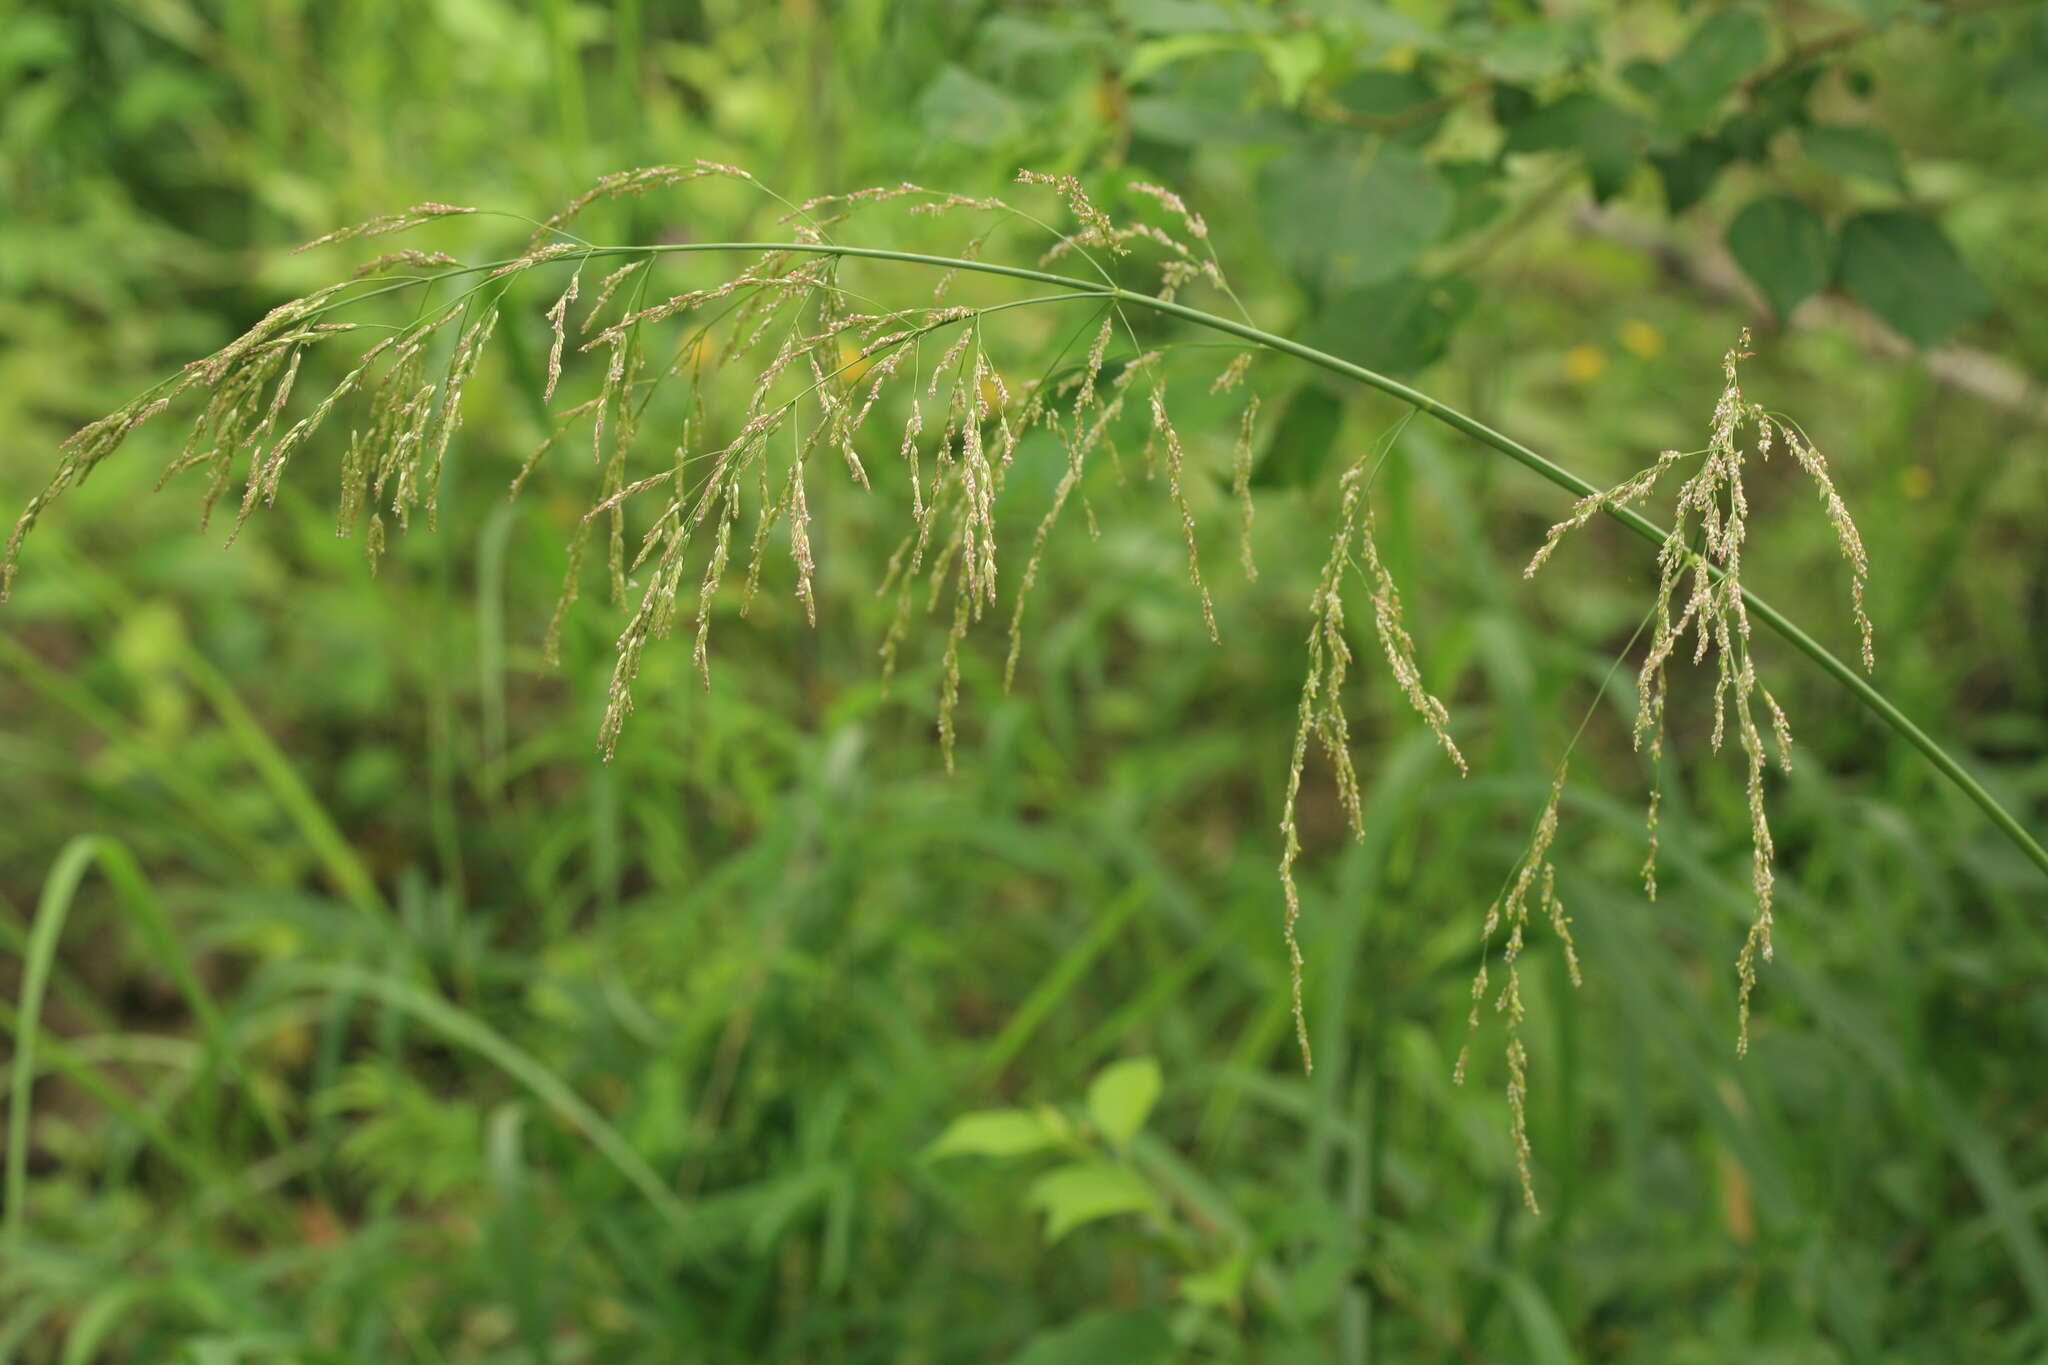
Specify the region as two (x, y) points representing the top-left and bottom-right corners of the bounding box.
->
(5, 4), (2047, 1357)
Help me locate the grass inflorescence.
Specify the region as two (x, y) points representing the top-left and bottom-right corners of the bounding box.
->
(6, 170), (2018, 1215)
(1524, 329), (1875, 1057)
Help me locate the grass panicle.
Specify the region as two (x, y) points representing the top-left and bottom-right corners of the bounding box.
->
(1455, 766), (1573, 1215)
(1278, 433), (1467, 1072)
(1526, 329), (1876, 1056)
(17, 174), (2011, 1226)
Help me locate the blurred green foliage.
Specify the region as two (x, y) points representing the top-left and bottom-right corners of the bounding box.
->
(2, 0), (2047, 1360)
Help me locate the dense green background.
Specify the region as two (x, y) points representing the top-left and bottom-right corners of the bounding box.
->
(3, 1), (2046, 1360)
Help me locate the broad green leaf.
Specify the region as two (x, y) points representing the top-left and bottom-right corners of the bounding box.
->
(1251, 383), (1345, 489)
(1332, 69), (1445, 147)
(1726, 195), (1829, 322)
(1086, 1056), (1161, 1148)
(1651, 135), (1730, 213)
(1304, 272), (1476, 377)
(1123, 31), (1246, 86)
(1835, 210), (1991, 346)
(1491, 81), (1537, 127)
(1801, 123), (1906, 191)
(1476, 19), (1594, 82)
(1179, 1249), (1252, 1307)
(923, 1108), (1057, 1160)
(1259, 141), (1452, 291)
(1011, 1310), (1174, 1365)
(1662, 9), (1769, 128)
(1503, 92), (1642, 200)
(1746, 62), (1823, 132)
(1026, 1161), (1158, 1240)
(1620, 57), (1666, 100)
(1715, 64), (1821, 161)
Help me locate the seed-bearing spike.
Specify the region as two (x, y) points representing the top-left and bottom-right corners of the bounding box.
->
(1233, 395), (1260, 581)
(1526, 331), (1875, 1059)
(543, 269), (582, 403)
(293, 201), (475, 255)
(1149, 386), (1218, 643)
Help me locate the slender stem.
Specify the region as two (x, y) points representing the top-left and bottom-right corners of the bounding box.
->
(266, 239), (2048, 880)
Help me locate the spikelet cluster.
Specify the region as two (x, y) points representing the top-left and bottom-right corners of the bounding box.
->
(1454, 767), (1577, 1214)
(1524, 330), (1874, 1054)
(6, 166), (1274, 798)
(1277, 436), (1466, 1072)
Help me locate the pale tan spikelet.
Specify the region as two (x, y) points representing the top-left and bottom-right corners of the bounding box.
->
(905, 191), (1008, 218)
(596, 475), (705, 759)
(1540, 862), (1580, 988)
(738, 447), (783, 619)
(1732, 675), (1777, 1056)
(1077, 316), (1114, 417)
(489, 242), (580, 278)
(1276, 449), (1392, 1072)
(226, 346), (310, 543)
(383, 379), (440, 533)
(693, 488), (738, 687)
(1451, 901), (1498, 1087)
(4, 390), (181, 596)
(1779, 421), (1874, 671)
(1005, 426), (1084, 692)
(1355, 507), (1466, 774)
(1127, 180), (1209, 241)
(1457, 763), (1572, 1212)
(1149, 387), (1218, 642)
(937, 571), (972, 774)
(581, 469), (676, 524)
(527, 165), (702, 246)
(1210, 352), (1252, 395)
(1505, 1034), (1539, 1215)
(781, 181), (921, 228)
(592, 334), (628, 467)
(1276, 629), (1323, 1074)
(1233, 394), (1259, 581)
(1641, 693), (1667, 900)
(1524, 448), (1690, 579)
(932, 232), (990, 301)
(186, 286), (343, 388)
(350, 249), (460, 280)
(898, 394), (926, 521)
(788, 456), (818, 628)
(1762, 685), (1793, 773)
(960, 353), (1000, 609)
(1155, 259), (1203, 303)
(422, 307), (499, 529)
(338, 342), (423, 535)
(581, 259), (649, 336)
(1570, 331), (1876, 1052)
(543, 269), (582, 404)
(927, 327), (976, 400)
(294, 201), (475, 254)
(1014, 170), (1127, 257)
(244, 345), (308, 493)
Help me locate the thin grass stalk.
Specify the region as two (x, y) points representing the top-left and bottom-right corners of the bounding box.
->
(11, 238), (2043, 881)
(299, 237), (2046, 882)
